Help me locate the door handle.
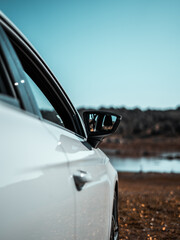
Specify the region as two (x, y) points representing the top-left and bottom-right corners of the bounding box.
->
(73, 170), (92, 191)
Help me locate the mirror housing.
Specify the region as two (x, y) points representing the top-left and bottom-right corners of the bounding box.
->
(83, 111), (122, 148)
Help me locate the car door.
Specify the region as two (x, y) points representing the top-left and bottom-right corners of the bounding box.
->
(60, 132), (111, 240)
(39, 121), (112, 240)
(0, 25), (76, 240)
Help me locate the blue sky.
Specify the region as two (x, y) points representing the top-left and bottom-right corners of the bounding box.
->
(1, 0), (180, 109)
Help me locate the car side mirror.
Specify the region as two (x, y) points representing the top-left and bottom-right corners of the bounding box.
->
(83, 111), (122, 148)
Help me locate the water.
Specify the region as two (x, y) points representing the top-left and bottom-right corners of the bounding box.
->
(110, 156), (180, 173)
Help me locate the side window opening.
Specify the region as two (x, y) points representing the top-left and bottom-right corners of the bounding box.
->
(1, 25), (86, 137)
(3, 32), (80, 134)
(24, 72), (64, 127)
(8, 39), (76, 131)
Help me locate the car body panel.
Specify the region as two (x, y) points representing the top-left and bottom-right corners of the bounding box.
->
(0, 102), (75, 240)
(45, 123), (117, 240)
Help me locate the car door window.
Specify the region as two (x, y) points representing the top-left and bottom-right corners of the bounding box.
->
(3, 25), (86, 137)
(8, 38), (78, 130)
(4, 36), (68, 128)
(25, 72), (64, 127)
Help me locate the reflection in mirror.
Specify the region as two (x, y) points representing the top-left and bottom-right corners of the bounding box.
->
(88, 113), (118, 134)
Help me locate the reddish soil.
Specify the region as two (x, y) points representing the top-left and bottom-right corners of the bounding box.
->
(118, 172), (180, 240)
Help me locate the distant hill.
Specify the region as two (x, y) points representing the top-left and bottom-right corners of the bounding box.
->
(78, 107), (180, 139)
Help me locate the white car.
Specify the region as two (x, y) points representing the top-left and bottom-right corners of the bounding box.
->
(0, 12), (121, 240)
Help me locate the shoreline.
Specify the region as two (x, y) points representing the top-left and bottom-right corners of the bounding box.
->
(100, 136), (180, 158)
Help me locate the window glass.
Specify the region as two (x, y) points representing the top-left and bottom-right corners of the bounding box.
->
(0, 57), (12, 96)
(25, 72), (64, 127)
(8, 38), (77, 133)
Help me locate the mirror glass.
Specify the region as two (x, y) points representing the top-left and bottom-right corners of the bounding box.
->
(86, 112), (118, 134)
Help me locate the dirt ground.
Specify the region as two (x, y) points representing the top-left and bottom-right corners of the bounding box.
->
(118, 172), (180, 240)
